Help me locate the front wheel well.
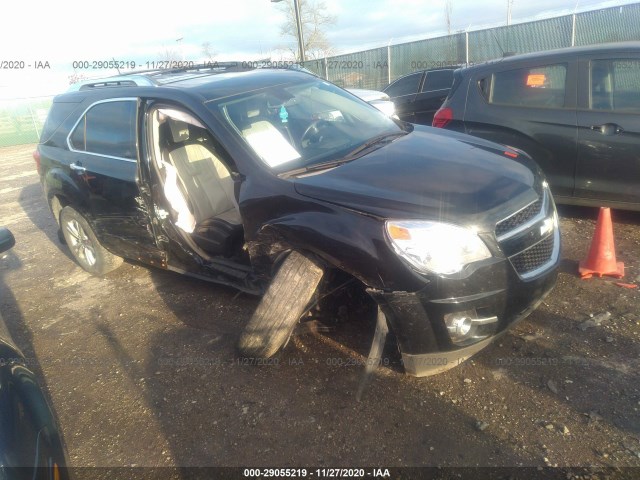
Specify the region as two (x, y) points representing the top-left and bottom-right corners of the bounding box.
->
(307, 267), (378, 325)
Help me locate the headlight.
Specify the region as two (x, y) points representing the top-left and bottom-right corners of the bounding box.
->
(385, 220), (491, 275)
(369, 100), (396, 117)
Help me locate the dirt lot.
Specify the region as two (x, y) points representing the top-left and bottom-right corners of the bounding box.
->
(1, 144), (639, 475)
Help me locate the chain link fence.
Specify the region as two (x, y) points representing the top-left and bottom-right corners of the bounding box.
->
(1, 4), (639, 147)
(304, 2), (640, 91)
(0, 97), (53, 147)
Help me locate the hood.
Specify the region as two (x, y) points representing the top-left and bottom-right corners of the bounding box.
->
(293, 126), (541, 225)
(347, 89), (396, 116)
(347, 88), (390, 102)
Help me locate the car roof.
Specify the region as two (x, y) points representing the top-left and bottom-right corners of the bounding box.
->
(67, 62), (260, 91)
(460, 41), (640, 72)
(385, 67), (457, 84)
(60, 67), (317, 103)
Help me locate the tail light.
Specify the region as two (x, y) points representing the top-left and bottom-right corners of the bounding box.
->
(432, 107), (453, 128)
(33, 149), (41, 175)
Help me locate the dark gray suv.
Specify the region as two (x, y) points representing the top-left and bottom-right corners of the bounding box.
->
(433, 42), (640, 211)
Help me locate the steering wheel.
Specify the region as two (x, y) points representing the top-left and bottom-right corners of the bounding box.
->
(301, 119), (330, 149)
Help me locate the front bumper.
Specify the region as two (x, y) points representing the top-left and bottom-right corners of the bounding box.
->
(368, 181), (560, 376)
(369, 254), (558, 377)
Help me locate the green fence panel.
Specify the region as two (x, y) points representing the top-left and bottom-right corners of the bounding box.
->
(468, 15), (573, 64)
(301, 59), (325, 77)
(0, 98), (52, 147)
(575, 3), (640, 45)
(310, 3), (640, 93)
(390, 33), (466, 82)
(323, 47), (389, 90)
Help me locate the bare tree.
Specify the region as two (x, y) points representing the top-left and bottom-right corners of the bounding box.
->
(445, 0), (453, 35)
(202, 42), (217, 62)
(68, 72), (88, 85)
(277, 0), (336, 61)
(157, 46), (181, 62)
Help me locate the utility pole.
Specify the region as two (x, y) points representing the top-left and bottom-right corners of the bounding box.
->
(507, 0), (514, 26)
(176, 36), (184, 60)
(272, 0), (306, 63)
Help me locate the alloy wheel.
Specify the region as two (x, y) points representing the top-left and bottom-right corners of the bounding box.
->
(65, 218), (97, 267)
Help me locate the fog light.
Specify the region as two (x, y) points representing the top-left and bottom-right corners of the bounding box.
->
(447, 316), (473, 337)
(444, 309), (498, 346)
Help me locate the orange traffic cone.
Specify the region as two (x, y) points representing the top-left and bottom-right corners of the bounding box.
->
(579, 207), (624, 279)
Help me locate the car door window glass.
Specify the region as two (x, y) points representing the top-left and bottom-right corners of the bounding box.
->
(422, 70), (453, 92)
(385, 72), (422, 97)
(69, 116), (86, 151)
(70, 100), (137, 159)
(490, 64), (567, 109)
(590, 59), (640, 112)
(478, 76), (492, 101)
(41, 102), (79, 143)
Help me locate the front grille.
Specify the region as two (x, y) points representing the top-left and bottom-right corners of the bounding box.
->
(509, 233), (555, 276)
(495, 187), (558, 279)
(495, 198), (542, 238)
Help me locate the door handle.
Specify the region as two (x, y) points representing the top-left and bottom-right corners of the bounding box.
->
(69, 162), (86, 174)
(590, 123), (624, 136)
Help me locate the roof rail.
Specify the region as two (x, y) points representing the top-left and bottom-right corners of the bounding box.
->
(78, 80), (141, 91)
(67, 75), (156, 92)
(66, 62), (254, 92)
(127, 61), (251, 77)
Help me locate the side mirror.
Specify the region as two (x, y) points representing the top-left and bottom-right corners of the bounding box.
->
(0, 227), (15, 254)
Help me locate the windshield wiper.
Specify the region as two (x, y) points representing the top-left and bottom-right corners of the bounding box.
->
(342, 131), (407, 161)
(281, 131), (407, 178)
(280, 158), (355, 177)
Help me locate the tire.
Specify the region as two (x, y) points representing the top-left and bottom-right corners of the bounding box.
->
(59, 206), (123, 275)
(57, 227), (66, 245)
(238, 251), (324, 358)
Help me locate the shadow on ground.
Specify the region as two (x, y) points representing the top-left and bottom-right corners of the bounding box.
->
(18, 182), (74, 262)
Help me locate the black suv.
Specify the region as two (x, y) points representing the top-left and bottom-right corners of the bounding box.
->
(35, 65), (559, 376)
(433, 42), (640, 211)
(383, 68), (455, 124)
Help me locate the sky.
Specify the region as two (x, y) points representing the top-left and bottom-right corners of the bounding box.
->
(0, 0), (637, 98)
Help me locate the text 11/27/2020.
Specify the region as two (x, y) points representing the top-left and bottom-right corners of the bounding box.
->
(243, 468), (392, 478)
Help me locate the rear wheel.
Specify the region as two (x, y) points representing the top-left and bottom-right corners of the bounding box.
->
(238, 251), (324, 358)
(59, 206), (123, 275)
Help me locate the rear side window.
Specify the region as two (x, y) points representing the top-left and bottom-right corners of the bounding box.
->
(489, 64), (567, 109)
(384, 72), (422, 97)
(590, 59), (640, 112)
(422, 70), (453, 92)
(40, 102), (79, 143)
(69, 100), (137, 159)
(447, 70), (464, 100)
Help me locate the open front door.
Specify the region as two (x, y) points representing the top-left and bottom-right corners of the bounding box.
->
(141, 101), (259, 293)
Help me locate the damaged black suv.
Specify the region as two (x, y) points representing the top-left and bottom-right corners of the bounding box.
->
(35, 65), (560, 376)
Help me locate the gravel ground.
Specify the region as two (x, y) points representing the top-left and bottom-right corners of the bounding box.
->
(1, 144), (639, 475)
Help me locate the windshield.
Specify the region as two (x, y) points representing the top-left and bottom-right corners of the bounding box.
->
(207, 78), (403, 172)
